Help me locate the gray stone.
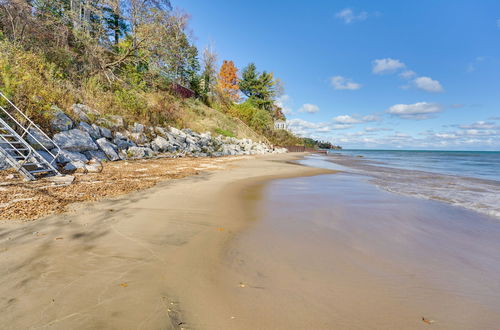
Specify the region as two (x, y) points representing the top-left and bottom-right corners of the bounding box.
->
(53, 129), (98, 152)
(64, 161), (86, 171)
(55, 149), (88, 164)
(131, 123), (145, 134)
(127, 146), (154, 159)
(99, 126), (113, 139)
(151, 136), (172, 153)
(84, 150), (108, 161)
(97, 115), (125, 130)
(85, 160), (103, 173)
(114, 138), (135, 150)
(129, 132), (148, 145)
(37, 150), (56, 164)
(78, 122), (101, 140)
(71, 104), (99, 122)
(0, 154), (10, 170)
(96, 138), (119, 161)
(114, 131), (128, 140)
(50, 106), (73, 132)
(27, 128), (55, 150)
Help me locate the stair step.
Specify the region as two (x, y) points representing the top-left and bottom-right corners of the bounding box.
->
(29, 169), (54, 174)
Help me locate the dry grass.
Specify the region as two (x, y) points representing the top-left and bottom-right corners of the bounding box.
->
(0, 156), (248, 221)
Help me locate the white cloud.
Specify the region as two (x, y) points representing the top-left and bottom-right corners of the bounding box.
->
(400, 70), (416, 79)
(364, 127), (392, 132)
(275, 95), (293, 115)
(457, 121), (499, 130)
(372, 58), (406, 74)
(386, 102), (443, 120)
(298, 104), (320, 114)
(333, 114), (379, 124)
(330, 76), (362, 90)
(414, 76), (444, 93)
(497, 19), (500, 28)
(336, 8), (368, 24)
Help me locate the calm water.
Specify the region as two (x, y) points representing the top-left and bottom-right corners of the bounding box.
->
(332, 149), (500, 181)
(319, 150), (500, 219)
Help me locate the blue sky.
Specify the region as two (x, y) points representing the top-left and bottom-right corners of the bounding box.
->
(178, 0), (500, 150)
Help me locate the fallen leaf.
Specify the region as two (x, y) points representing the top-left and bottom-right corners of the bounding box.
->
(54, 237), (64, 240)
(422, 317), (435, 324)
(239, 282), (246, 288)
(119, 283), (128, 288)
(217, 228), (225, 232)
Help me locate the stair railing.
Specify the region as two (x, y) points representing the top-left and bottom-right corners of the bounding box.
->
(0, 92), (60, 166)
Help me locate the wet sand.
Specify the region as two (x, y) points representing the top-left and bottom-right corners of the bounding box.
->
(0, 153), (332, 329)
(213, 157), (500, 329)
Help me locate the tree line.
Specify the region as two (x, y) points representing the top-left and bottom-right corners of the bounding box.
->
(0, 0), (284, 118)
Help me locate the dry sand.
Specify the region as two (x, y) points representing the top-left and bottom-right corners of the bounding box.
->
(0, 153), (332, 329)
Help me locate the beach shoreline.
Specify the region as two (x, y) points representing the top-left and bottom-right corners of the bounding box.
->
(0, 153), (333, 329)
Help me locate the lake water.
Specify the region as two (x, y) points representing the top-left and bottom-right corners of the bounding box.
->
(323, 150), (500, 219)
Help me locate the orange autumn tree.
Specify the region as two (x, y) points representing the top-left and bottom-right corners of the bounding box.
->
(217, 60), (240, 101)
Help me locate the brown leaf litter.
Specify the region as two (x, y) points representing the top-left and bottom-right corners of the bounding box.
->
(0, 156), (248, 221)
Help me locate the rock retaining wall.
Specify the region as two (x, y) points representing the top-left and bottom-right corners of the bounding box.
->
(1, 104), (287, 173)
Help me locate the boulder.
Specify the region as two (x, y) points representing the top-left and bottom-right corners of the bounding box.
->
(64, 160), (86, 171)
(84, 150), (108, 162)
(53, 129), (98, 152)
(127, 146), (154, 159)
(131, 123), (145, 134)
(114, 138), (136, 150)
(50, 106), (73, 132)
(97, 115), (125, 130)
(0, 154), (10, 170)
(129, 132), (148, 145)
(71, 104), (100, 122)
(96, 138), (119, 161)
(99, 126), (113, 139)
(55, 149), (88, 164)
(37, 150), (56, 164)
(27, 128), (55, 150)
(85, 160), (103, 173)
(78, 122), (101, 140)
(151, 136), (175, 153)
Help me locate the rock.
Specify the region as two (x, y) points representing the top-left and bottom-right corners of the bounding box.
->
(96, 138), (119, 161)
(37, 150), (56, 164)
(97, 115), (125, 130)
(154, 127), (169, 137)
(127, 146), (154, 159)
(53, 129), (98, 152)
(114, 138), (135, 150)
(50, 106), (73, 132)
(114, 131), (127, 140)
(84, 150), (108, 162)
(0, 154), (10, 170)
(151, 136), (173, 153)
(27, 128), (55, 150)
(131, 123), (145, 134)
(85, 160), (103, 173)
(99, 126), (113, 139)
(78, 122), (101, 140)
(129, 132), (148, 145)
(64, 160), (86, 171)
(54, 149), (88, 164)
(71, 104), (100, 122)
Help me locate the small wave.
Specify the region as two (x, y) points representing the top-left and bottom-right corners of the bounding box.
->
(323, 154), (500, 219)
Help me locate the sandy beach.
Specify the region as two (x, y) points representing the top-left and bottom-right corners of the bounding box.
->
(1, 153), (500, 329)
(0, 153), (331, 329)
